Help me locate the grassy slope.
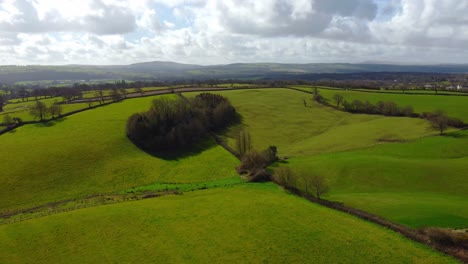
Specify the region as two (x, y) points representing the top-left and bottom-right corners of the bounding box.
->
(295, 86), (468, 122)
(283, 130), (468, 228)
(0, 95), (238, 213)
(0, 184), (455, 264)
(186, 88), (434, 157)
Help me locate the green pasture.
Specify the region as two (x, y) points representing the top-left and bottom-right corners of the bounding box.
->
(186, 88), (435, 157)
(0, 184), (455, 264)
(1, 97), (92, 122)
(281, 130), (468, 228)
(294, 86), (468, 122)
(0, 94), (238, 213)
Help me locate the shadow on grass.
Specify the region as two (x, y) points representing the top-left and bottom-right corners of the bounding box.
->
(212, 113), (246, 139)
(34, 118), (67, 128)
(443, 131), (468, 138)
(143, 137), (219, 161)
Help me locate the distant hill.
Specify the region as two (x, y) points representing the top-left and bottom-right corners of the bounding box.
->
(1, 61), (468, 84)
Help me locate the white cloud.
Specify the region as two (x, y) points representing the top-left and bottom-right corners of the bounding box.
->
(0, 0), (467, 65)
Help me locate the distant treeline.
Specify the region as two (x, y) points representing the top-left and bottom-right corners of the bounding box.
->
(127, 93), (236, 152)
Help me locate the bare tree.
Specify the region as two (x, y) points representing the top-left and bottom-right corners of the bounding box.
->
(30, 101), (48, 121)
(309, 175), (329, 199)
(430, 110), (449, 135)
(94, 90), (105, 104)
(273, 166), (296, 188)
(134, 87), (144, 95)
(236, 129), (252, 157)
(333, 94), (344, 108)
(48, 101), (63, 119)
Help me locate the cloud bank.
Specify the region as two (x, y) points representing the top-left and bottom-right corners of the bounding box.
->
(0, 0), (467, 65)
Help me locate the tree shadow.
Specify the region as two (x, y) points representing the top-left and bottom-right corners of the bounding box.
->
(213, 113), (246, 139)
(443, 131), (467, 138)
(140, 136), (219, 161)
(33, 118), (67, 128)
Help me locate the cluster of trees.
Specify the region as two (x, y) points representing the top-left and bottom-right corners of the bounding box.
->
(127, 93), (236, 152)
(235, 130), (278, 182)
(273, 167), (329, 199)
(422, 110), (465, 134)
(340, 99), (416, 117)
(332, 94), (466, 134)
(29, 100), (63, 121)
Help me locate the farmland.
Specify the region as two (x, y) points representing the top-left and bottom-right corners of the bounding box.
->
(185, 88), (467, 228)
(0, 94), (239, 213)
(294, 86), (468, 122)
(0, 184), (455, 264)
(1, 85), (466, 262)
(185, 88), (435, 157)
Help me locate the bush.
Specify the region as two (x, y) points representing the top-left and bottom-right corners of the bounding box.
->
(420, 227), (468, 249)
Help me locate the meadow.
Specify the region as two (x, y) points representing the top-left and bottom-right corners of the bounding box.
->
(294, 86), (468, 122)
(1, 86), (466, 262)
(2, 97), (92, 122)
(0, 94), (239, 213)
(185, 88), (435, 157)
(280, 129), (468, 228)
(185, 88), (467, 228)
(0, 184), (455, 263)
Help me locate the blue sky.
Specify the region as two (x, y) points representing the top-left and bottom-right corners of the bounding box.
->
(0, 0), (467, 65)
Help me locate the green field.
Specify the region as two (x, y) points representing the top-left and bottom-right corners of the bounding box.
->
(188, 88), (467, 228)
(185, 88), (435, 157)
(281, 130), (468, 228)
(0, 184), (455, 264)
(1, 97), (91, 122)
(1, 87), (466, 261)
(294, 86), (468, 122)
(0, 94), (239, 213)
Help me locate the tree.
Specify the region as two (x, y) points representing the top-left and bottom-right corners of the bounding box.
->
(430, 110), (449, 135)
(309, 175), (329, 199)
(0, 94), (5, 112)
(29, 101), (48, 121)
(236, 130), (252, 157)
(94, 90), (105, 104)
(333, 94), (344, 108)
(134, 87), (144, 95)
(273, 166), (296, 188)
(110, 89), (123, 101)
(3, 114), (13, 126)
(48, 101), (63, 119)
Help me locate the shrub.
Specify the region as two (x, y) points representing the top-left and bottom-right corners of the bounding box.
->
(420, 227), (468, 249)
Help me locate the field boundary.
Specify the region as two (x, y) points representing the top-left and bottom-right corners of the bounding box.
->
(303, 85), (468, 97)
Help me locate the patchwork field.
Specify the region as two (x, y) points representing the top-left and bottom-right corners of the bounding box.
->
(0, 94), (238, 213)
(0, 184), (455, 264)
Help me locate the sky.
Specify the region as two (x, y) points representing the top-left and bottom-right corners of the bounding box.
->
(0, 0), (467, 65)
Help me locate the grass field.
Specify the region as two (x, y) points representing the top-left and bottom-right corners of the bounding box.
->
(186, 88), (435, 157)
(0, 184), (455, 264)
(1, 97), (91, 122)
(294, 86), (468, 122)
(281, 130), (468, 228)
(0, 94), (239, 213)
